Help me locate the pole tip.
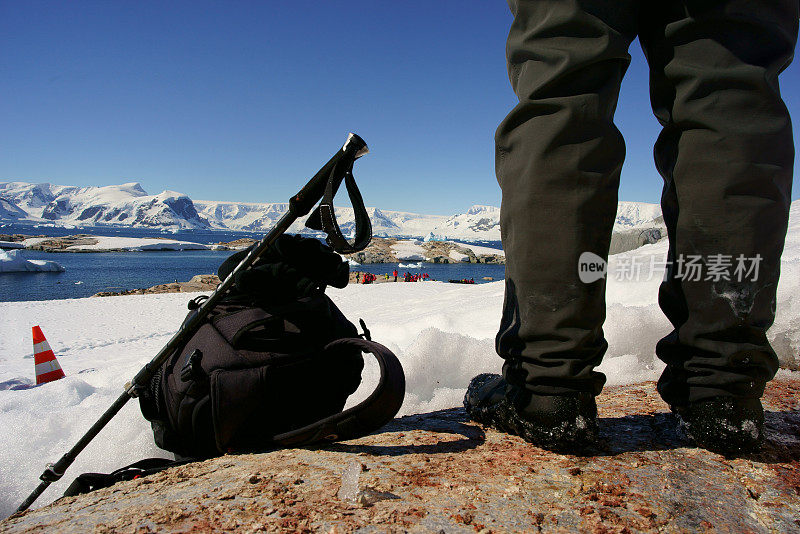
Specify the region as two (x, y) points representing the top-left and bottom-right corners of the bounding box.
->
(343, 133), (369, 158)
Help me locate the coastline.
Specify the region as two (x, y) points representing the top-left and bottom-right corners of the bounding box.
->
(1, 233), (506, 264)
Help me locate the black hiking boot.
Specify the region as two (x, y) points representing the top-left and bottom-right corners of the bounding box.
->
(464, 373), (598, 452)
(671, 397), (765, 455)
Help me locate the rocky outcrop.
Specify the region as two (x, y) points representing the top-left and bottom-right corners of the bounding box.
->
(346, 237), (399, 264)
(3, 380), (798, 533)
(23, 234), (100, 252)
(93, 275), (221, 297)
(420, 241), (504, 265)
(346, 237), (505, 265)
(0, 234), (29, 243)
(211, 238), (258, 251)
(609, 227), (665, 255)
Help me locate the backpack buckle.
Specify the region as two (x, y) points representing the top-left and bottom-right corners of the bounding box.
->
(180, 350), (204, 382)
(358, 319), (371, 341)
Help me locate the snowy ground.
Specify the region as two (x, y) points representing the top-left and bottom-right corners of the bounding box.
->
(391, 240), (427, 261)
(2, 203), (800, 515)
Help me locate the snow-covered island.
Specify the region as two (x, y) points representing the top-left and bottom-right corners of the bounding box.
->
(20, 235), (211, 252)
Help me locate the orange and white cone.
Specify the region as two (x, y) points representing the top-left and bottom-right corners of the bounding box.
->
(32, 325), (66, 384)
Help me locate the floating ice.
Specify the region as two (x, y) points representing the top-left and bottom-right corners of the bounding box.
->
(0, 250), (65, 273)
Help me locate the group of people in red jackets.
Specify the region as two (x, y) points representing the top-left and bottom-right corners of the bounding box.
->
(402, 272), (429, 283)
(355, 272), (378, 284)
(355, 270), (431, 284)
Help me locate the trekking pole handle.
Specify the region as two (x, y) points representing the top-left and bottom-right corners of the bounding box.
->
(289, 133), (368, 217)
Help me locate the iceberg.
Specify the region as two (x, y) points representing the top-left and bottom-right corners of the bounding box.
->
(0, 249), (65, 273)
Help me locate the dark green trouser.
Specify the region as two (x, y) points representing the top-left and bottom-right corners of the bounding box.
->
(495, 0), (798, 406)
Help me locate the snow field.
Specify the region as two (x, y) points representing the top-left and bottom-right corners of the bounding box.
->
(448, 250), (470, 262)
(391, 241), (426, 261)
(67, 236), (210, 251)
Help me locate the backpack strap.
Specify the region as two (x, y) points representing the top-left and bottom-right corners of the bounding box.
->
(272, 338), (405, 446)
(67, 338), (403, 496)
(63, 458), (194, 497)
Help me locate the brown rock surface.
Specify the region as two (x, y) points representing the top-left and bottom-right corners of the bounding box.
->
(93, 274), (221, 297)
(24, 234), (100, 251)
(0, 235), (31, 243)
(346, 237), (399, 264)
(213, 238), (258, 250)
(3, 380), (798, 533)
(345, 237), (505, 265)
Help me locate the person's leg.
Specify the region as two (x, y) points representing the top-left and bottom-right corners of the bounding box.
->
(639, 0), (798, 451)
(466, 0), (638, 448)
(496, 0), (638, 395)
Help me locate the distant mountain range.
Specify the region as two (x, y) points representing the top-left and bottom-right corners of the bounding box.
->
(0, 181), (663, 242)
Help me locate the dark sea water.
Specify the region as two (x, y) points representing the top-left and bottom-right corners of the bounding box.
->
(1, 250), (235, 302)
(0, 224), (505, 302)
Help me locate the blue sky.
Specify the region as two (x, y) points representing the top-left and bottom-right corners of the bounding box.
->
(1, 1), (798, 215)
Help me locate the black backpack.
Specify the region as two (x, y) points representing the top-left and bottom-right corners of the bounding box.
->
(65, 236), (404, 496)
(138, 292), (405, 458)
(138, 236), (405, 458)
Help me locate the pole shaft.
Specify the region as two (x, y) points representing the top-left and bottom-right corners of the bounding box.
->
(14, 482), (48, 516)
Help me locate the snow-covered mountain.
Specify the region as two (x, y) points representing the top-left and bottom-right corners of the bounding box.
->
(429, 205), (501, 241)
(0, 197), (31, 221)
(191, 200), (448, 237)
(192, 200), (290, 232)
(0, 182), (210, 229)
(416, 202), (664, 242)
(614, 201), (663, 229)
(1, 181), (665, 241)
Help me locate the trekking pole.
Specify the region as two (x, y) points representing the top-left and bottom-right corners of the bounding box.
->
(15, 133), (370, 514)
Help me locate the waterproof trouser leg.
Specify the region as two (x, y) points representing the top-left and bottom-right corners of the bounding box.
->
(495, 0), (639, 397)
(639, 1), (798, 406)
(496, 0), (797, 404)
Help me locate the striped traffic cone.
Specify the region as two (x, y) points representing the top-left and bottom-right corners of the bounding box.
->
(32, 325), (66, 384)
